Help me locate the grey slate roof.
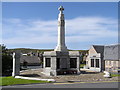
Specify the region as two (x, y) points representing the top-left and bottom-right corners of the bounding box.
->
(104, 44), (120, 61)
(93, 45), (104, 55)
(20, 56), (40, 64)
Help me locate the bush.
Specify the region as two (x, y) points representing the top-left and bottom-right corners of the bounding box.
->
(1, 44), (13, 76)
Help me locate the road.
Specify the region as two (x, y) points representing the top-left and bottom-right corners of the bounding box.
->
(2, 82), (119, 88)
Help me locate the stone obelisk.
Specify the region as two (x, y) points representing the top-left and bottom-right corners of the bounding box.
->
(54, 6), (68, 52)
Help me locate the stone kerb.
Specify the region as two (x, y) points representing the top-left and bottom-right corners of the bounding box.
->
(15, 76), (56, 82)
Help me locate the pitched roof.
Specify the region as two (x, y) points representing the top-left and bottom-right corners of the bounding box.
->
(20, 56), (40, 64)
(92, 45), (104, 54)
(104, 44), (120, 61)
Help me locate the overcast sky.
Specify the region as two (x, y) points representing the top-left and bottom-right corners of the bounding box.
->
(2, 2), (118, 50)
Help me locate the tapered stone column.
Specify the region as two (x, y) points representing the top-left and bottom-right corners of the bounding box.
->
(54, 6), (68, 52)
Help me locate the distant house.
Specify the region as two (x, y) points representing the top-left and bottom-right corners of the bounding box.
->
(20, 56), (41, 66)
(86, 44), (120, 73)
(104, 44), (120, 73)
(20, 52), (43, 66)
(86, 45), (105, 72)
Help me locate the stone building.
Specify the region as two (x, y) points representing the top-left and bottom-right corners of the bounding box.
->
(43, 6), (80, 76)
(20, 52), (43, 66)
(85, 45), (105, 72)
(20, 56), (41, 66)
(86, 44), (120, 73)
(104, 44), (120, 73)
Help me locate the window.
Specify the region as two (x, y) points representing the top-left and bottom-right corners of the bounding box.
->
(106, 68), (109, 71)
(113, 61), (116, 66)
(109, 61), (111, 65)
(93, 56), (96, 57)
(45, 58), (51, 67)
(91, 59), (94, 67)
(23, 60), (28, 68)
(57, 58), (60, 69)
(96, 59), (99, 68)
(106, 61), (108, 66)
(113, 61), (116, 70)
(70, 58), (77, 68)
(109, 68), (112, 72)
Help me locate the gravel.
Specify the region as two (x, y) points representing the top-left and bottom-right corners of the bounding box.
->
(20, 68), (118, 82)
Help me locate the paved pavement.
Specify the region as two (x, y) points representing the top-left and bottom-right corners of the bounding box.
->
(2, 81), (119, 88)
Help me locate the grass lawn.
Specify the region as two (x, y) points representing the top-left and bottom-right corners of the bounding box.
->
(0, 76), (50, 86)
(111, 74), (120, 77)
(80, 64), (86, 68)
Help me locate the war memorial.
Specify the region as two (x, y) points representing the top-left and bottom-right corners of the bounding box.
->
(42, 6), (80, 76)
(12, 6), (80, 77)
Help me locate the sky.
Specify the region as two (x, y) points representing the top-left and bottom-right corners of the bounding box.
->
(2, 2), (118, 50)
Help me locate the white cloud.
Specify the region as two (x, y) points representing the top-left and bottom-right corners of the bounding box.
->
(66, 17), (117, 37)
(2, 16), (118, 48)
(3, 35), (56, 44)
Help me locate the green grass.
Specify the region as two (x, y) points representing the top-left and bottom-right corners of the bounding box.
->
(80, 64), (86, 68)
(111, 74), (120, 77)
(0, 76), (50, 86)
